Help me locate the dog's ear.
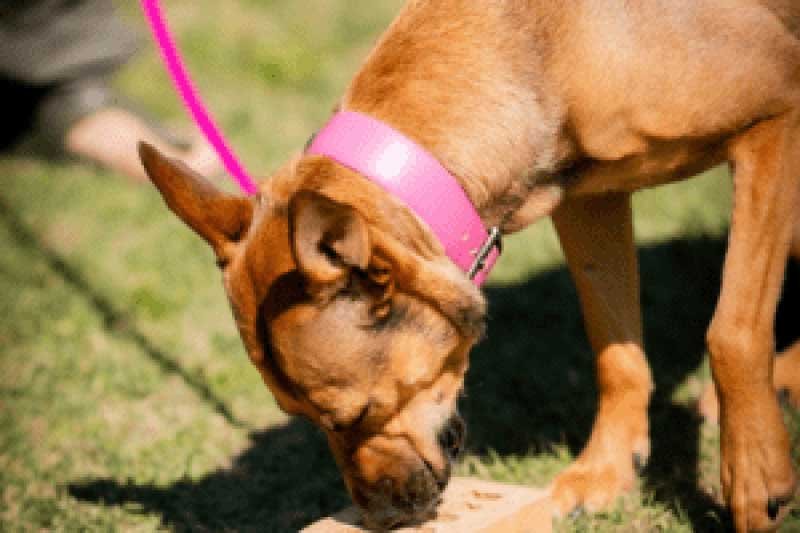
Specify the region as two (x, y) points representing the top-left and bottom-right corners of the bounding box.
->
(289, 190), (370, 287)
(138, 142), (253, 259)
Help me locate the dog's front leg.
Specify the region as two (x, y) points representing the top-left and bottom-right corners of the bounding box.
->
(706, 111), (800, 532)
(549, 192), (653, 515)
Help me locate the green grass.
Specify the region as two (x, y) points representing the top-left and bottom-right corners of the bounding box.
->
(1, 1), (798, 531)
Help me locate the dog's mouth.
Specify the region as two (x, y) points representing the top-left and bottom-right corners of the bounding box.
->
(357, 463), (443, 530)
(355, 414), (465, 530)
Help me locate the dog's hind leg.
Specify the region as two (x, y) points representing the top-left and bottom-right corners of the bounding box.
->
(549, 192), (654, 515)
(698, 194), (800, 422)
(706, 109), (800, 532)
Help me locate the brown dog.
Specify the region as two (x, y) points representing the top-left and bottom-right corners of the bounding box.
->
(138, 1), (800, 531)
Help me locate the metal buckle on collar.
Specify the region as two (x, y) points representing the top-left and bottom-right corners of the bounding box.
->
(304, 131), (318, 152)
(468, 227), (502, 280)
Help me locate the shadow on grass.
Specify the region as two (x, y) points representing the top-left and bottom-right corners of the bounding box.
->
(64, 232), (799, 532)
(0, 195), (249, 429)
(70, 417), (347, 532)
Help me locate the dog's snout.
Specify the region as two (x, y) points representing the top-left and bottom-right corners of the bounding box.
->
(357, 467), (443, 530)
(438, 414), (466, 461)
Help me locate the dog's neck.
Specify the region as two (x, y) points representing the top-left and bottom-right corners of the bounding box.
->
(340, 0), (574, 230)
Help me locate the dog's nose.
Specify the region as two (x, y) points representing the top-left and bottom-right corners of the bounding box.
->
(438, 414), (466, 462)
(357, 467), (443, 530)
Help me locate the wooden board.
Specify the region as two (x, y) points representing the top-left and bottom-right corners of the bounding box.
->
(302, 477), (552, 532)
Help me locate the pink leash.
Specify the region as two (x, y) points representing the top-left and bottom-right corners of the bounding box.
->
(140, 0), (259, 196)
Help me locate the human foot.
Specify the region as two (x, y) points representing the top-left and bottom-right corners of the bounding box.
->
(65, 106), (221, 182)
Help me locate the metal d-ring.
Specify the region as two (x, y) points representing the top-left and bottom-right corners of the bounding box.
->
(468, 227), (502, 280)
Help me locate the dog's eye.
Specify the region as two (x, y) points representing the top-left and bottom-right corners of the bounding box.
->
(344, 270), (362, 294)
(364, 298), (406, 331)
(336, 268), (366, 298)
(370, 303), (394, 327)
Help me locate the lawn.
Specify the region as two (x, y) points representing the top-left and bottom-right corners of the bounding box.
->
(1, 1), (798, 531)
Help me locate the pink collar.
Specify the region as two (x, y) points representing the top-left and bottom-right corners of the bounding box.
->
(306, 111), (500, 286)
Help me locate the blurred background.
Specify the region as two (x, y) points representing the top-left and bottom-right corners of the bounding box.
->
(0, 1), (797, 531)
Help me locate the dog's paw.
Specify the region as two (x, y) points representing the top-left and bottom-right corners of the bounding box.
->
(550, 409), (650, 516)
(720, 391), (797, 532)
(551, 458), (636, 516)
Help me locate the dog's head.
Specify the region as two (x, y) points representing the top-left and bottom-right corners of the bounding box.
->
(139, 143), (486, 529)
